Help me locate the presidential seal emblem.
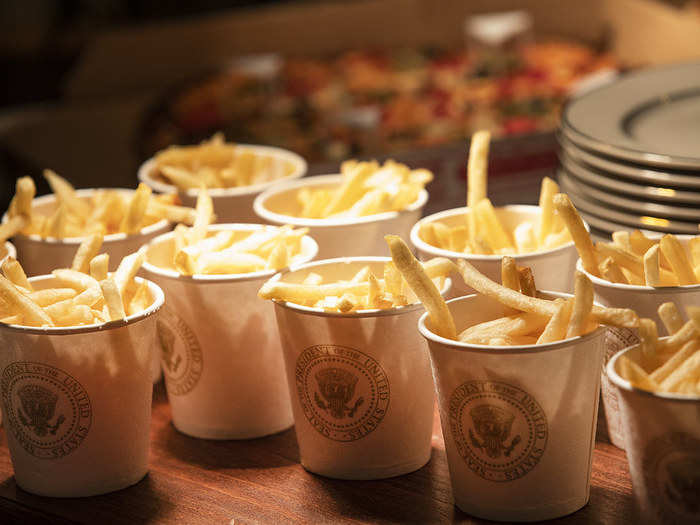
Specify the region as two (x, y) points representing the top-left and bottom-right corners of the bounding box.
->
(643, 432), (700, 524)
(1, 362), (92, 459)
(157, 306), (203, 396)
(296, 344), (389, 442)
(449, 380), (547, 482)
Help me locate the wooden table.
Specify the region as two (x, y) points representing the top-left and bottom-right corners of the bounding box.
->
(0, 382), (636, 524)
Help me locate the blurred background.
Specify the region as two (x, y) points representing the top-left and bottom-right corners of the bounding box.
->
(1, 0), (699, 213)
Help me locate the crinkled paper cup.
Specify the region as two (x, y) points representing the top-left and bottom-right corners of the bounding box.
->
(0, 275), (163, 497)
(578, 242), (700, 451)
(253, 174), (428, 259)
(4, 189), (170, 277)
(141, 224), (318, 439)
(419, 292), (605, 522)
(269, 257), (449, 480)
(608, 341), (700, 525)
(138, 144), (307, 223)
(410, 206), (581, 298)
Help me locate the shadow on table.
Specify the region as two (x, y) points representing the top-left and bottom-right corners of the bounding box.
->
(158, 419), (299, 470)
(307, 447), (453, 524)
(0, 474), (171, 524)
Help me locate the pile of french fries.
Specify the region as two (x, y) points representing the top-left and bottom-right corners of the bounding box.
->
(554, 194), (700, 287)
(258, 257), (454, 313)
(0, 235), (151, 327)
(385, 235), (639, 345)
(419, 131), (572, 255)
(1, 170), (198, 243)
(618, 303), (700, 395)
(153, 133), (296, 190)
(293, 159), (432, 219)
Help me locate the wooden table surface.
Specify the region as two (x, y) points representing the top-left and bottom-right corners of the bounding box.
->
(0, 382), (636, 524)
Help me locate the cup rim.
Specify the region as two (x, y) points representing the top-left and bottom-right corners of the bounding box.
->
(418, 291), (606, 354)
(577, 257), (700, 294)
(607, 339), (700, 402)
(266, 256), (451, 318)
(141, 223), (319, 283)
(252, 173), (429, 228)
(410, 205), (580, 261)
(2, 188), (170, 245)
(0, 275), (165, 335)
(137, 143), (308, 198)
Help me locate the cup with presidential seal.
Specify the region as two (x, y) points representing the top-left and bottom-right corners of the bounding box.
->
(418, 291), (606, 521)
(607, 338), (700, 525)
(576, 235), (700, 450)
(259, 256), (451, 479)
(141, 223), (318, 439)
(0, 275), (164, 497)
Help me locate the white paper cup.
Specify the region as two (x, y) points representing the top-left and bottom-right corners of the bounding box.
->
(607, 341), (700, 525)
(578, 237), (700, 450)
(268, 257), (448, 480)
(141, 224), (318, 439)
(4, 189), (170, 277)
(138, 144), (307, 223)
(0, 275), (163, 497)
(410, 206), (581, 298)
(419, 292), (605, 522)
(253, 174), (429, 259)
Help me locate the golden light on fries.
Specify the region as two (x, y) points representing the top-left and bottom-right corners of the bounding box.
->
(1, 171), (198, 243)
(616, 303), (700, 396)
(288, 159), (432, 219)
(0, 233), (154, 328)
(152, 133), (298, 191)
(418, 132), (572, 255)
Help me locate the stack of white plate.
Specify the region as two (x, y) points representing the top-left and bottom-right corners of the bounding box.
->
(558, 61), (700, 237)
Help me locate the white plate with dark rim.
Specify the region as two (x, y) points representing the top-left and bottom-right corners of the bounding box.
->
(557, 170), (700, 234)
(558, 170), (700, 221)
(558, 134), (700, 190)
(559, 154), (700, 205)
(561, 61), (700, 170)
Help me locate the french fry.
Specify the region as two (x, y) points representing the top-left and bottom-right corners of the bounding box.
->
(384, 261), (403, 297)
(467, 131), (490, 242)
(650, 340), (698, 384)
(337, 293), (358, 313)
(52, 268), (99, 291)
(629, 230), (656, 256)
(537, 176), (559, 245)
(553, 193), (599, 276)
(188, 186), (214, 244)
(659, 234), (696, 285)
(0, 275), (53, 326)
(514, 221), (537, 254)
(27, 288), (76, 306)
(113, 249), (145, 295)
(9, 177), (36, 219)
(266, 240), (289, 271)
(638, 318), (659, 368)
(71, 233), (104, 273)
(302, 272), (323, 286)
(127, 281), (152, 316)
(323, 162), (377, 216)
(350, 266), (371, 283)
(658, 320), (698, 353)
(0, 215), (27, 243)
(474, 199), (514, 252)
(459, 312), (549, 344)
(658, 302), (684, 335)
(99, 278), (126, 321)
(566, 272), (594, 338)
(618, 356), (660, 391)
(642, 245), (660, 287)
(120, 183), (153, 234)
(659, 349), (700, 393)
(600, 257), (629, 284)
(90, 253), (109, 281)
(2, 257), (31, 291)
(259, 281), (369, 304)
(611, 231), (631, 252)
(146, 201), (197, 225)
(537, 299), (574, 344)
(517, 266), (537, 297)
(501, 256), (520, 292)
(368, 272), (384, 307)
(385, 235), (456, 339)
(43, 169), (90, 218)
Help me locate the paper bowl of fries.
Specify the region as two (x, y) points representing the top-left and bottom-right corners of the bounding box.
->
(411, 203), (580, 297)
(258, 255), (452, 479)
(141, 222), (318, 439)
(138, 136), (307, 223)
(0, 270), (164, 497)
(2, 178), (182, 276)
(607, 333), (700, 524)
(576, 233), (700, 449)
(419, 288), (607, 521)
(253, 160), (431, 259)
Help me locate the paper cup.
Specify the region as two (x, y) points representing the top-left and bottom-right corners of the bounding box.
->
(410, 206), (581, 298)
(253, 174), (429, 259)
(141, 224), (318, 439)
(0, 275), (163, 497)
(138, 144), (307, 223)
(578, 237), (700, 450)
(607, 341), (700, 525)
(4, 189), (170, 277)
(419, 292), (605, 522)
(268, 257), (448, 480)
